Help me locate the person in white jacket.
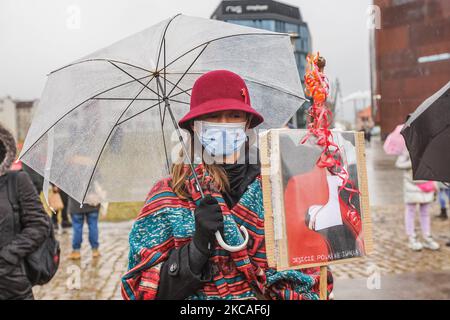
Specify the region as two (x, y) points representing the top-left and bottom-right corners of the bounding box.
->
(395, 150), (440, 251)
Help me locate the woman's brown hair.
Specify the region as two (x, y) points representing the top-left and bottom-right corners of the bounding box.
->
(170, 133), (230, 199)
(171, 114), (254, 198)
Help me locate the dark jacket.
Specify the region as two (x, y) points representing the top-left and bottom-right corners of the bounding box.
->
(68, 198), (100, 215)
(21, 163), (44, 195)
(155, 162), (261, 300)
(0, 171), (50, 300)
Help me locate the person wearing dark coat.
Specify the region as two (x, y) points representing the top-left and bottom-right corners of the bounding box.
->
(0, 123), (50, 300)
(21, 163), (72, 230)
(58, 189), (72, 229)
(21, 163), (43, 195)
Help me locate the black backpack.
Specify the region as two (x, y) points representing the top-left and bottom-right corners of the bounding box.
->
(6, 170), (60, 286)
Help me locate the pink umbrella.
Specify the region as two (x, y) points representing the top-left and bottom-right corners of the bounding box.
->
(383, 124), (406, 155)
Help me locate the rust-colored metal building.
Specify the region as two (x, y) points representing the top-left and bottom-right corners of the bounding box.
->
(372, 0), (450, 138)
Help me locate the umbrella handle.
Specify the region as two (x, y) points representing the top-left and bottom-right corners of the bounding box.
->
(160, 95), (249, 253)
(215, 226), (249, 252)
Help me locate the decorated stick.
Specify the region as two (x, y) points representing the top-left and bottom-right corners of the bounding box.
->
(302, 52), (360, 222)
(302, 52), (361, 300)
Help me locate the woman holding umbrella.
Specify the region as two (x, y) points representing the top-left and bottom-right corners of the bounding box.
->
(121, 70), (333, 300)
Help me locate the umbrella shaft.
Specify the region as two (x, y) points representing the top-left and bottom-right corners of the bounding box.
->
(163, 96), (205, 198)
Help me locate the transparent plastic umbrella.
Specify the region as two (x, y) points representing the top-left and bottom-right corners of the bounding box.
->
(19, 14), (306, 251)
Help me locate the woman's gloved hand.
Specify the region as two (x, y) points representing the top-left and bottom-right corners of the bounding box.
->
(192, 195), (224, 256)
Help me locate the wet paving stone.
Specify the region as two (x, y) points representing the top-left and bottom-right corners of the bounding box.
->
(33, 221), (132, 300)
(331, 138), (450, 299)
(33, 138), (450, 299)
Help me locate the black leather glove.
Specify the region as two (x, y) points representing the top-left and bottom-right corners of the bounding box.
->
(192, 195), (224, 256)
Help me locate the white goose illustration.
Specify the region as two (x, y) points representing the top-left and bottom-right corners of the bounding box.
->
(307, 175), (344, 231)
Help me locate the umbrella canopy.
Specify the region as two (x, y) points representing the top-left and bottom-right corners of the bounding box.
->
(19, 14), (306, 205)
(383, 124), (405, 155)
(401, 80), (450, 182)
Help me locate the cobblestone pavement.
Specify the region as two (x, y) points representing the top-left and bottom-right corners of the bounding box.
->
(331, 138), (450, 299)
(331, 203), (450, 280)
(331, 136), (450, 278)
(33, 221), (132, 300)
(33, 138), (450, 299)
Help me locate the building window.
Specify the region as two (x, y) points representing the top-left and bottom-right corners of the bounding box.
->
(275, 20), (286, 32)
(226, 19), (275, 31)
(285, 23), (299, 34)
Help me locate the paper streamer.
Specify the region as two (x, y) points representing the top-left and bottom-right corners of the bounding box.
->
(302, 53), (361, 223)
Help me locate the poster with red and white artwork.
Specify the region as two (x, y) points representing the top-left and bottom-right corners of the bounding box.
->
(260, 129), (373, 270)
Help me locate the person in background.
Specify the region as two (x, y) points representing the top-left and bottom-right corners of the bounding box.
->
(0, 123), (50, 300)
(437, 183), (450, 247)
(48, 184), (65, 231)
(361, 117), (374, 144)
(21, 163), (44, 195)
(67, 198), (100, 260)
(58, 189), (72, 229)
(395, 150), (440, 251)
(436, 182), (449, 220)
(17, 160), (72, 230)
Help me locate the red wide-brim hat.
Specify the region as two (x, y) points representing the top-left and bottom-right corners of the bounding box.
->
(178, 70), (264, 130)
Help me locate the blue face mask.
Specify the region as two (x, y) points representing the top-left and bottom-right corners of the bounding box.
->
(194, 121), (247, 157)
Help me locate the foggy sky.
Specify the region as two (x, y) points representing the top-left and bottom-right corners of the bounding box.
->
(0, 0), (372, 100)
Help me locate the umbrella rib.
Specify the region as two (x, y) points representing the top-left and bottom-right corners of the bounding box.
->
(168, 99), (189, 105)
(160, 74), (191, 97)
(116, 101), (160, 126)
(415, 123), (450, 181)
(92, 98), (160, 101)
(156, 13), (181, 72)
(109, 61), (162, 98)
(49, 27), (282, 78)
(164, 38), (167, 96)
(165, 71), (306, 101)
(49, 58), (152, 75)
(244, 77), (308, 101)
(166, 43), (209, 97)
(81, 75), (156, 204)
(19, 74), (155, 161)
(157, 80), (171, 172)
(114, 84), (191, 127)
(158, 32), (287, 74)
(162, 87), (168, 124)
(169, 88), (193, 99)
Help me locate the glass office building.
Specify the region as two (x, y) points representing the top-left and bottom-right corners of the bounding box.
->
(211, 0), (312, 127)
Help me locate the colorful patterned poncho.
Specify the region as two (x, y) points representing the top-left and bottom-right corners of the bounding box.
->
(121, 164), (333, 300)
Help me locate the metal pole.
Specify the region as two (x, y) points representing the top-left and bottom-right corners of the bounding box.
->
(165, 98), (205, 198)
(156, 76), (204, 198)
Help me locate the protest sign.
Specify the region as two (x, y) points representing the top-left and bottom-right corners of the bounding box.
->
(260, 129), (373, 271)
